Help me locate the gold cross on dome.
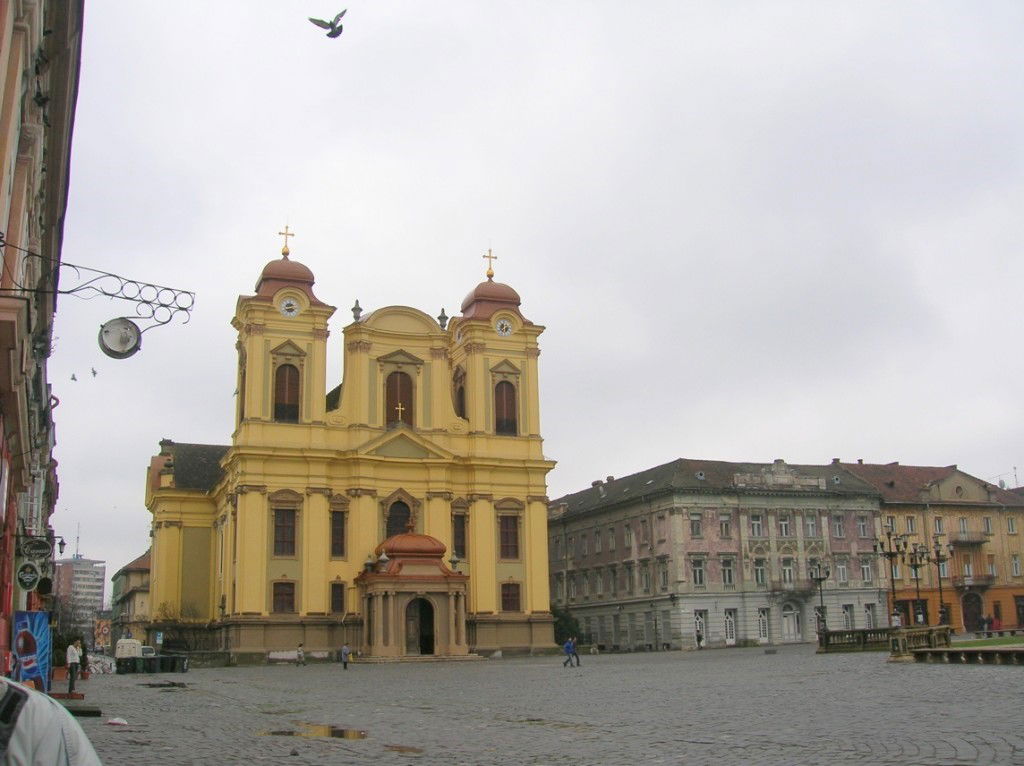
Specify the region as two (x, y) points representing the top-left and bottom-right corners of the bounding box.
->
(278, 225), (296, 257)
(482, 248), (497, 279)
(394, 402), (405, 422)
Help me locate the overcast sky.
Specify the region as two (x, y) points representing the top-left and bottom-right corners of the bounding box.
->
(49, 2), (1024, 590)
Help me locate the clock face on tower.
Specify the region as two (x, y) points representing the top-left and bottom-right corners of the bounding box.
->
(279, 298), (301, 317)
(495, 318), (513, 337)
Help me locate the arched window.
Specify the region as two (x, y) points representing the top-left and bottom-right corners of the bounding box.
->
(387, 501), (411, 538)
(274, 364), (300, 422)
(385, 371), (414, 427)
(452, 367), (466, 418)
(495, 381), (517, 435)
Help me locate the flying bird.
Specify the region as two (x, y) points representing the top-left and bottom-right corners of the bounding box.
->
(91, 367), (97, 377)
(70, 374), (77, 382)
(309, 9), (346, 38)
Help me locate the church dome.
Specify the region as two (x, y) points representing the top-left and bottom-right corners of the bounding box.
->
(460, 277), (523, 321)
(258, 256), (315, 286)
(253, 246), (326, 305)
(375, 532), (447, 558)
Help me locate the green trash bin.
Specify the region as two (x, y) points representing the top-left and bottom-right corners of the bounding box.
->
(142, 656), (160, 673)
(158, 655), (176, 673)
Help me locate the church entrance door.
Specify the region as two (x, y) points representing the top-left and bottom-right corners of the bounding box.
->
(405, 598), (435, 656)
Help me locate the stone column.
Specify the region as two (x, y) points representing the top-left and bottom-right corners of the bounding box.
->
(448, 591), (456, 653)
(373, 592), (384, 655)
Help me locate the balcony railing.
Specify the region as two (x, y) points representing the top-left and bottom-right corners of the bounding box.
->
(949, 531), (989, 545)
(952, 574), (995, 589)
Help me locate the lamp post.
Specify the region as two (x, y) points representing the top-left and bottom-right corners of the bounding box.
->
(930, 535), (955, 625)
(873, 524), (908, 626)
(809, 561), (831, 632)
(908, 544), (929, 625)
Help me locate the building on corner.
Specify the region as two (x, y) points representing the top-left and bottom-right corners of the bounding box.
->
(549, 458), (888, 649)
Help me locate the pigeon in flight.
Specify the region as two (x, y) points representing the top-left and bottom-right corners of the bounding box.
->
(309, 9), (346, 38)
(70, 374), (77, 382)
(91, 367), (97, 377)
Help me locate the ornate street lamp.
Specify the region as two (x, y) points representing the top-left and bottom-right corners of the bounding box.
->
(908, 543), (929, 625)
(873, 524), (909, 626)
(809, 561), (831, 632)
(930, 535), (955, 625)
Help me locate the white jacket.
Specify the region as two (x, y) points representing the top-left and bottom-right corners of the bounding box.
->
(0, 677), (102, 765)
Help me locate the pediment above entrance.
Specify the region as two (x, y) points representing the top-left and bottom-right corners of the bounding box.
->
(270, 340), (305, 357)
(357, 429), (454, 460)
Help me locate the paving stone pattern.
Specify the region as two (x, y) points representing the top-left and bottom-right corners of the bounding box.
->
(76, 644), (1024, 765)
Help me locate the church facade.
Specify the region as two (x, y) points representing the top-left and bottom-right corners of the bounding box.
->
(145, 244), (555, 661)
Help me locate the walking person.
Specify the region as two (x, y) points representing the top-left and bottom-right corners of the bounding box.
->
(66, 639), (82, 695)
(340, 644), (351, 669)
(695, 629), (703, 649)
(562, 638), (574, 668)
(296, 642), (306, 666)
(570, 636), (581, 667)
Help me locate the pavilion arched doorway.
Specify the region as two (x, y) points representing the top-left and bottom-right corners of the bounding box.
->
(781, 603), (802, 641)
(405, 598), (435, 656)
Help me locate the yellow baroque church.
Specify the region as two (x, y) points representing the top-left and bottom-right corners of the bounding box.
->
(145, 242), (556, 661)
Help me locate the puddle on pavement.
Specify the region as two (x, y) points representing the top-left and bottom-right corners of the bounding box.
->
(258, 723), (367, 740)
(139, 682), (187, 689)
(385, 744), (424, 754)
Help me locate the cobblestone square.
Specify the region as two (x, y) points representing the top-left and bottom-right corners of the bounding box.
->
(75, 644), (1024, 765)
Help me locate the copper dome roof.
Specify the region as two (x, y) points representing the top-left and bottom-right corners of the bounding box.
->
(460, 277), (523, 320)
(375, 532), (447, 558)
(254, 254), (325, 305)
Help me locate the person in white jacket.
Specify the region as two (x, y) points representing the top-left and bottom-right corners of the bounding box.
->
(0, 676), (102, 764)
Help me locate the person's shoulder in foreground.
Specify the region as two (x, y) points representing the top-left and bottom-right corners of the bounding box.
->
(0, 676), (103, 765)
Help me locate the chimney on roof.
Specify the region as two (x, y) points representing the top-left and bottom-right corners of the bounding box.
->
(591, 480), (603, 487)
(857, 459), (863, 464)
(774, 459), (784, 465)
(606, 476), (614, 483)
(832, 458), (840, 464)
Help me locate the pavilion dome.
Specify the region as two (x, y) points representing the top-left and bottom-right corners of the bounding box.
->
(375, 532), (447, 558)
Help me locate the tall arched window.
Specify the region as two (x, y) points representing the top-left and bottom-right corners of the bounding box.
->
(274, 364), (300, 422)
(495, 381), (517, 435)
(387, 501), (411, 538)
(452, 367), (466, 418)
(385, 371), (414, 427)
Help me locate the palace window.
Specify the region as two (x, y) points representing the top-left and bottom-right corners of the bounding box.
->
(1008, 517), (1017, 534)
(494, 381), (517, 435)
(750, 514), (764, 537)
(499, 515), (520, 559)
(754, 559), (766, 586)
(386, 501), (411, 538)
(625, 563), (635, 594)
(987, 555), (996, 576)
(958, 517), (968, 533)
(983, 517), (993, 534)
(501, 582), (522, 612)
(595, 530), (602, 553)
(861, 559), (873, 582)
(857, 516), (868, 537)
(274, 509), (296, 556)
(806, 514), (817, 538)
(886, 516), (896, 532)
(962, 556), (973, 576)
(452, 513), (467, 559)
(581, 534), (588, 557)
(719, 515), (731, 538)
(272, 582), (295, 613)
(934, 516), (945, 534)
(905, 516), (916, 534)
(779, 516), (791, 537)
(607, 527), (616, 551)
(658, 560), (669, 590)
(568, 575), (577, 599)
(781, 558), (794, 584)
(836, 562), (848, 584)
(640, 563), (651, 592)
(624, 524), (633, 547)
(690, 514), (702, 538)
(721, 558), (734, 586)
(832, 516), (845, 538)
(330, 511), (347, 557)
(274, 364), (300, 422)
(385, 371), (414, 427)
(1012, 555), (1021, 577)
(330, 582), (346, 613)
(691, 559), (705, 587)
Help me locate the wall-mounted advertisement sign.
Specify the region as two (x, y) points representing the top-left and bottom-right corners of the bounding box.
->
(12, 611), (51, 692)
